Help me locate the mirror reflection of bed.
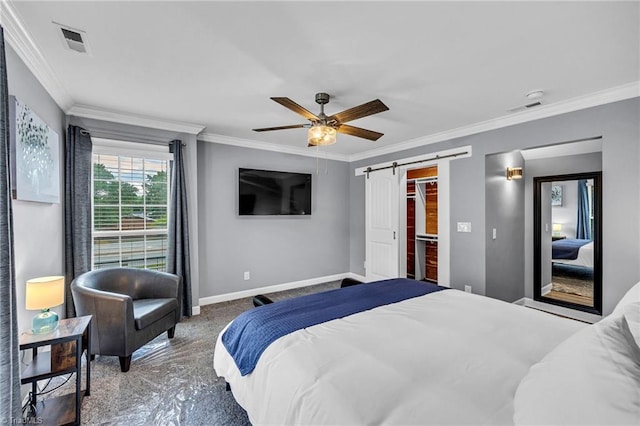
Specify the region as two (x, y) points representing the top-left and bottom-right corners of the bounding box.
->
(544, 179), (595, 307)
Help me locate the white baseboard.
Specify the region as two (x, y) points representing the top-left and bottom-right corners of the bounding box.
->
(514, 297), (602, 323)
(541, 283), (553, 296)
(198, 272), (365, 307)
(191, 306), (201, 316)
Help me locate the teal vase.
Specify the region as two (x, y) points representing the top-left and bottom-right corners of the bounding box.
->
(32, 309), (59, 334)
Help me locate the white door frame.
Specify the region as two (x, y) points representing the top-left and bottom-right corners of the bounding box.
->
(356, 146), (472, 286)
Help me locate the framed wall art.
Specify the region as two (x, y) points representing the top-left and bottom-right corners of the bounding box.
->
(551, 184), (563, 206)
(9, 96), (60, 203)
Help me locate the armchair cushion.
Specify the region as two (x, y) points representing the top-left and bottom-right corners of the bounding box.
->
(133, 298), (179, 330)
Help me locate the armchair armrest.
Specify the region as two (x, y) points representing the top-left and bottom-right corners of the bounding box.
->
(71, 284), (136, 356)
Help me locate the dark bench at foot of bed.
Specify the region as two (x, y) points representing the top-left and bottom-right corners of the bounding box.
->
(341, 278), (364, 288)
(253, 294), (274, 307)
(253, 279), (364, 307)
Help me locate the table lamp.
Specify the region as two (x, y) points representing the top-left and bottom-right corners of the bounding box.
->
(552, 223), (562, 237)
(25, 276), (64, 334)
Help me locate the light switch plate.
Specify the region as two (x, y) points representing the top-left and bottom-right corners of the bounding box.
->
(457, 222), (471, 233)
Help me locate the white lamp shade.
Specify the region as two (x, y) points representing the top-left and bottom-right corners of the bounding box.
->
(552, 223), (562, 232)
(25, 276), (65, 310)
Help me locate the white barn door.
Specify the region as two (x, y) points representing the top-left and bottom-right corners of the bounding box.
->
(365, 168), (400, 281)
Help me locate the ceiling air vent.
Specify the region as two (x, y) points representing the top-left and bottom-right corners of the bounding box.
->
(54, 22), (91, 55)
(507, 100), (544, 114)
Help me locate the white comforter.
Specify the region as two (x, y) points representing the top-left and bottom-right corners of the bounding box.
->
(553, 241), (594, 268)
(214, 288), (584, 425)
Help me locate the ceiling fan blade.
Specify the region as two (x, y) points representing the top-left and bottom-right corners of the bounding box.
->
(253, 124), (308, 132)
(271, 97), (319, 121)
(337, 124), (384, 141)
(329, 99), (389, 124)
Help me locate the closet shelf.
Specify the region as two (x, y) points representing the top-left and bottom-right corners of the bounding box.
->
(416, 234), (438, 241)
(413, 177), (437, 184)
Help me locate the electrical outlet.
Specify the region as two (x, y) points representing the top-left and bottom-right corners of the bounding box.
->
(243, 271), (250, 281)
(464, 285), (472, 293)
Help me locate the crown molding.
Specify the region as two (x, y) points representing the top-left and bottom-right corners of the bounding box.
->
(0, 1), (74, 111)
(347, 81), (640, 162)
(199, 133), (350, 162)
(67, 104), (205, 135)
(202, 81), (637, 164)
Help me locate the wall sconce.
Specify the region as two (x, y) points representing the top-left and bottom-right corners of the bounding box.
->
(25, 276), (65, 334)
(506, 167), (523, 180)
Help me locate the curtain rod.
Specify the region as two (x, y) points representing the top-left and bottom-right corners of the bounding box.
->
(364, 150), (469, 179)
(85, 129), (186, 146)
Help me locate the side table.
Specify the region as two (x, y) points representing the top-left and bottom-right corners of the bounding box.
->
(19, 315), (92, 426)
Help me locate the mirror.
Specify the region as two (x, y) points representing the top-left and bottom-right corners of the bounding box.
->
(534, 172), (602, 314)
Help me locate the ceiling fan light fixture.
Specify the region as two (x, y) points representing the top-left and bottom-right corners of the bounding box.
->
(308, 125), (337, 146)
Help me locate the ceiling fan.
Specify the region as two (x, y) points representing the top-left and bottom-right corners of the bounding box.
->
(253, 93), (389, 146)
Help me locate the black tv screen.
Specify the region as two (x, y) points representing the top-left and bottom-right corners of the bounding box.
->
(239, 168), (311, 215)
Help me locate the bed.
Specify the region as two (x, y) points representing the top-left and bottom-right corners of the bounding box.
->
(552, 238), (593, 268)
(214, 279), (640, 425)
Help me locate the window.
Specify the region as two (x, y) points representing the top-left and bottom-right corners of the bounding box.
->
(92, 140), (172, 271)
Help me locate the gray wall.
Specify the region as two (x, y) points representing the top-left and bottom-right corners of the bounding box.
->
(552, 180), (579, 238)
(350, 98), (639, 315)
(6, 45), (66, 332)
(485, 151), (525, 302)
(7, 34), (639, 317)
(523, 151), (603, 299)
(197, 142), (350, 296)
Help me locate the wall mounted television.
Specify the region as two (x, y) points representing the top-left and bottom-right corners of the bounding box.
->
(239, 168), (312, 216)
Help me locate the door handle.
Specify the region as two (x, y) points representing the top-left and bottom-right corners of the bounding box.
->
(393, 231), (396, 240)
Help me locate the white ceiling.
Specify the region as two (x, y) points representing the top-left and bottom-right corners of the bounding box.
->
(4, 1), (639, 160)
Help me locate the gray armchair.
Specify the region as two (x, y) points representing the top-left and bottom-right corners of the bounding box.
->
(71, 268), (182, 372)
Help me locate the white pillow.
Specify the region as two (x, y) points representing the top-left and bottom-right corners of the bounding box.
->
(613, 281), (640, 315)
(622, 302), (640, 346)
(513, 314), (640, 425)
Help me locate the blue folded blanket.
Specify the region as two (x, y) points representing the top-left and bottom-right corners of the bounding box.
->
(552, 238), (590, 260)
(222, 278), (446, 375)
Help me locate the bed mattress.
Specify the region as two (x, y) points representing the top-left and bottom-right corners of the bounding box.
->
(214, 287), (584, 425)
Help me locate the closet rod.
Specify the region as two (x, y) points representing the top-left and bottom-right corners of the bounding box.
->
(364, 150), (468, 179)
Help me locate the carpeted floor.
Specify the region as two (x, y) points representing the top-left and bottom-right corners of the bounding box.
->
(35, 281), (340, 425)
(551, 264), (594, 298)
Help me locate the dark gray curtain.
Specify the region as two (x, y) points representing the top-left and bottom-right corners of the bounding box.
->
(0, 26), (21, 420)
(576, 179), (591, 240)
(64, 125), (92, 317)
(167, 140), (192, 318)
